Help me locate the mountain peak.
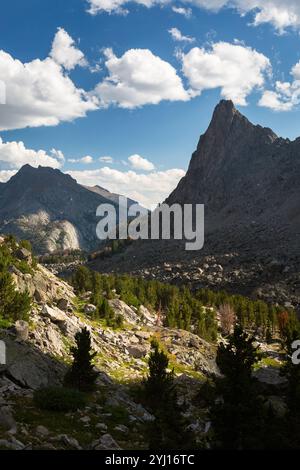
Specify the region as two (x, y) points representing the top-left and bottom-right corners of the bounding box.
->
(206, 99), (241, 136)
(11, 164), (74, 184)
(214, 99), (236, 115)
(187, 100), (278, 174)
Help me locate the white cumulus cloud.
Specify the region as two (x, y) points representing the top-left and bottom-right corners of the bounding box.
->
(81, 155), (94, 164)
(51, 148), (65, 161)
(128, 154), (155, 171)
(0, 138), (63, 171)
(87, 0), (300, 33)
(0, 31), (97, 131)
(0, 170), (17, 183)
(93, 48), (190, 108)
(168, 27), (195, 43)
(50, 28), (87, 70)
(187, 0), (300, 33)
(172, 6), (192, 17)
(259, 60), (300, 111)
(87, 0), (168, 15)
(68, 155), (94, 164)
(67, 166), (185, 208)
(235, 0), (300, 33)
(180, 41), (271, 105)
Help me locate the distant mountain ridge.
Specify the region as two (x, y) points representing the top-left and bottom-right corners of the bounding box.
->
(0, 165), (139, 253)
(84, 185), (142, 208)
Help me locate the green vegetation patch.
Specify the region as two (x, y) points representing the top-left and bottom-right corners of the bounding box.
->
(33, 386), (87, 412)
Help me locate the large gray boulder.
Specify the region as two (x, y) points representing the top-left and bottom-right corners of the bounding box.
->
(0, 332), (65, 390)
(109, 299), (140, 324)
(42, 305), (68, 324)
(127, 344), (149, 359)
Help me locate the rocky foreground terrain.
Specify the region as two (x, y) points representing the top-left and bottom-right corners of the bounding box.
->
(0, 242), (288, 450)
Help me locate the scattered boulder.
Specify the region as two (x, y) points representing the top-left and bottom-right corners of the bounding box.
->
(109, 299), (139, 324)
(42, 305), (68, 324)
(36, 425), (50, 437)
(80, 416), (91, 424)
(134, 331), (151, 340)
(15, 320), (29, 342)
(0, 406), (16, 432)
(54, 434), (81, 450)
(15, 248), (32, 264)
(95, 423), (108, 432)
(0, 333), (64, 390)
(139, 306), (158, 326)
(91, 434), (121, 450)
(57, 298), (72, 312)
(114, 424), (128, 434)
(0, 438), (24, 450)
(84, 304), (97, 315)
(127, 345), (149, 359)
(58, 315), (80, 338)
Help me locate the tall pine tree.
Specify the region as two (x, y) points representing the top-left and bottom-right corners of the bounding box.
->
(65, 328), (97, 392)
(211, 325), (265, 449)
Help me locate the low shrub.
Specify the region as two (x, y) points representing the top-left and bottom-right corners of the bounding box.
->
(33, 386), (86, 412)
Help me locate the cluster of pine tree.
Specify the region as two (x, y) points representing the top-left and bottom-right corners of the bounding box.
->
(71, 266), (298, 342)
(88, 238), (133, 261)
(143, 339), (195, 449)
(209, 322), (300, 449)
(72, 266), (123, 328)
(196, 288), (298, 340)
(0, 236), (32, 326)
(71, 266), (218, 340)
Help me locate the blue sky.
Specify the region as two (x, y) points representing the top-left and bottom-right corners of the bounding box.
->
(0, 0), (300, 207)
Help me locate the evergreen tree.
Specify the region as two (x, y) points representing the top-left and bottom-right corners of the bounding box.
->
(211, 325), (265, 449)
(71, 266), (92, 294)
(6, 290), (31, 321)
(0, 272), (15, 312)
(144, 339), (174, 408)
(64, 328), (97, 392)
(144, 339), (194, 449)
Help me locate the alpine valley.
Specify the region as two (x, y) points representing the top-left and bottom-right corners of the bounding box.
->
(0, 101), (299, 451)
